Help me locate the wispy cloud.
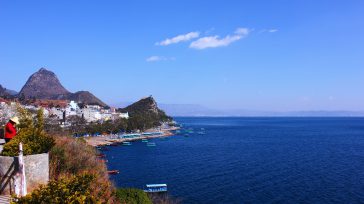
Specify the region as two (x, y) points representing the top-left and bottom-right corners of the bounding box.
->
(156, 32), (200, 46)
(268, 29), (278, 33)
(146, 56), (175, 62)
(235, 28), (249, 35)
(190, 27), (250, 50)
(204, 27), (215, 35)
(259, 28), (278, 33)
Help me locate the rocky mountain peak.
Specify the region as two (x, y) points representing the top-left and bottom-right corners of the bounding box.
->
(16, 68), (107, 107)
(38, 67), (53, 73)
(19, 68), (70, 99)
(0, 84), (7, 97)
(138, 96), (159, 113)
(119, 95), (172, 123)
(121, 96), (167, 116)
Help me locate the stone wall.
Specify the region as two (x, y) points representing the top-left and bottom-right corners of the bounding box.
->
(0, 153), (49, 195)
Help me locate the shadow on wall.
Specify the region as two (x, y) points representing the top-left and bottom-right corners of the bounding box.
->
(0, 153), (49, 195)
(0, 156), (18, 195)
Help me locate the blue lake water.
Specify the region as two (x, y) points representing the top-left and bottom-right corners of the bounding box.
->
(105, 117), (364, 203)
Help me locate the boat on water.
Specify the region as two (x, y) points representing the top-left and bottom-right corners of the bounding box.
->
(142, 139), (149, 142)
(122, 142), (132, 146)
(186, 129), (194, 134)
(197, 131), (206, 135)
(142, 132), (163, 136)
(107, 170), (119, 175)
(120, 133), (142, 139)
(96, 146), (109, 151)
(98, 159), (108, 163)
(144, 184), (167, 193)
(96, 153), (106, 158)
(146, 142), (156, 147)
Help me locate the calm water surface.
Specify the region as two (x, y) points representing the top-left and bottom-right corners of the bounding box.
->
(105, 117), (364, 203)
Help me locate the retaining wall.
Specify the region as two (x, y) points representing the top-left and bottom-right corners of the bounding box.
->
(0, 153), (49, 195)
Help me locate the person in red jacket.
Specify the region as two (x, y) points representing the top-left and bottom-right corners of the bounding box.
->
(4, 116), (19, 143)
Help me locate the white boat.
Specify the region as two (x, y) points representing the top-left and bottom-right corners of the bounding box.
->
(146, 142), (156, 147)
(122, 142), (132, 146)
(144, 184), (167, 193)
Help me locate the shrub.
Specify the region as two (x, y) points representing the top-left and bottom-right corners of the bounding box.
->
(1, 107), (55, 156)
(148, 193), (182, 204)
(115, 188), (152, 204)
(13, 174), (98, 204)
(49, 136), (114, 203)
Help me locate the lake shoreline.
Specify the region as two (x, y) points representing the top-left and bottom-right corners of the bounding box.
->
(85, 126), (180, 146)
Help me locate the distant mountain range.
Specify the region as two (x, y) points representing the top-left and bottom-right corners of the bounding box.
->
(1, 68), (107, 107)
(110, 102), (364, 117)
(0, 84), (17, 97)
(2, 68), (362, 117)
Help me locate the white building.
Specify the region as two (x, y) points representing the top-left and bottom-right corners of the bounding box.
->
(119, 112), (129, 119)
(0, 102), (17, 125)
(65, 101), (79, 117)
(49, 107), (64, 120)
(80, 107), (102, 122)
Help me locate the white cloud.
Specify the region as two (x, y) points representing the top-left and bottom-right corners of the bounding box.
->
(146, 56), (175, 62)
(235, 27), (249, 35)
(189, 35), (240, 49)
(146, 56), (162, 62)
(156, 32), (200, 46)
(258, 28), (278, 33)
(205, 27), (215, 34)
(268, 29), (278, 33)
(190, 27), (250, 50)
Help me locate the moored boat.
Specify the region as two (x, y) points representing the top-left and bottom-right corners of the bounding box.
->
(107, 170), (119, 175)
(146, 142), (156, 147)
(144, 184), (167, 193)
(96, 153), (106, 158)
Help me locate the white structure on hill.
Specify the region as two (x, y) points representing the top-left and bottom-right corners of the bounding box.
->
(65, 101), (80, 117)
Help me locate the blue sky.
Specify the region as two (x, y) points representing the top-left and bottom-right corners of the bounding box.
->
(0, 0), (363, 111)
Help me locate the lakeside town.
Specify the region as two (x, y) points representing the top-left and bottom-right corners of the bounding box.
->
(0, 99), (129, 125)
(0, 66), (180, 204)
(0, 98), (179, 147)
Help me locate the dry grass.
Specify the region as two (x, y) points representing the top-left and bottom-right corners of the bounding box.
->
(49, 136), (116, 203)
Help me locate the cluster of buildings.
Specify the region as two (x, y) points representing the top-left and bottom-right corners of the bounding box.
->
(47, 100), (129, 123)
(0, 99), (17, 125)
(0, 99), (129, 126)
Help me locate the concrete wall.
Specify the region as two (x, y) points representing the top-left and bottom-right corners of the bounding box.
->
(0, 153), (49, 195)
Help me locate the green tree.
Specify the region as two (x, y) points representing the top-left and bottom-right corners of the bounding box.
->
(115, 188), (152, 204)
(1, 106), (55, 156)
(13, 174), (98, 204)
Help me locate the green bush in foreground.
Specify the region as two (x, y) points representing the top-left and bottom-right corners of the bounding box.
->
(1, 107), (55, 156)
(115, 188), (152, 204)
(13, 174), (98, 204)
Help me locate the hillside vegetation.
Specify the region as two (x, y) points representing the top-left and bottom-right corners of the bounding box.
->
(118, 96), (172, 130)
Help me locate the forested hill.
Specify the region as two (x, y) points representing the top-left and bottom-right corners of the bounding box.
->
(118, 96), (172, 129)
